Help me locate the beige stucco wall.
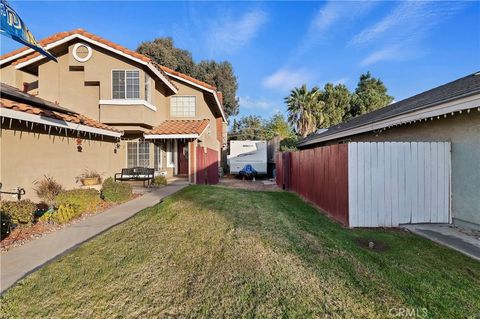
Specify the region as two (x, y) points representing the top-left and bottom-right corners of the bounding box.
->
(1, 38), (224, 186)
(325, 111), (480, 230)
(36, 42), (163, 121)
(0, 124), (123, 202)
(0, 64), (38, 94)
(165, 78), (220, 152)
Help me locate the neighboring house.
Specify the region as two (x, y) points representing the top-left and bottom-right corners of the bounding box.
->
(298, 72), (480, 231)
(0, 29), (227, 200)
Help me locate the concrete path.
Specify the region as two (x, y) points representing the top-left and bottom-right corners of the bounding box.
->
(402, 224), (480, 261)
(0, 181), (188, 293)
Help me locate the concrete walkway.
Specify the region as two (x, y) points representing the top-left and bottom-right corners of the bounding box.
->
(0, 181), (188, 293)
(402, 224), (480, 261)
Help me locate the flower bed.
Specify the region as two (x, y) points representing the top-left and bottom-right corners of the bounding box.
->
(1, 177), (140, 252)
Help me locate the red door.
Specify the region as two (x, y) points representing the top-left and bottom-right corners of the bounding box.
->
(177, 141), (189, 175)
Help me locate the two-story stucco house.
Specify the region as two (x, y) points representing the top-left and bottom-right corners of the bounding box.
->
(0, 29), (227, 199)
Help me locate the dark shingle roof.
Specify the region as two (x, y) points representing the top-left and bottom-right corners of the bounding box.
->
(298, 72), (480, 147)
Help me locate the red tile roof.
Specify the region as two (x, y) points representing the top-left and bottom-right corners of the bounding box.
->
(3, 29), (150, 64)
(1, 29), (218, 93)
(1, 98), (122, 134)
(158, 65), (217, 91)
(1, 29), (226, 120)
(145, 119), (209, 135)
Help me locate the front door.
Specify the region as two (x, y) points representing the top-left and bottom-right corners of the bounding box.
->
(177, 141), (189, 175)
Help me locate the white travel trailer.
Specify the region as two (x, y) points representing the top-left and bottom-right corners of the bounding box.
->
(228, 140), (267, 175)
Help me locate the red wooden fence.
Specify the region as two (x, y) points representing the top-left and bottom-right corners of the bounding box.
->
(276, 144), (349, 225)
(206, 148), (219, 184)
(196, 146), (219, 185)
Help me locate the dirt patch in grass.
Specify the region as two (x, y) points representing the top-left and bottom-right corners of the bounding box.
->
(218, 175), (279, 191)
(355, 238), (390, 252)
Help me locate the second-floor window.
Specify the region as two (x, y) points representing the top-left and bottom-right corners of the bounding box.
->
(171, 96), (196, 117)
(112, 70), (140, 99)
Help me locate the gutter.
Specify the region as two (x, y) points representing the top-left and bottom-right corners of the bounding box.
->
(299, 91), (480, 147)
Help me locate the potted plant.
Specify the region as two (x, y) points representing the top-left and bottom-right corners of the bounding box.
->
(76, 170), (102, 186)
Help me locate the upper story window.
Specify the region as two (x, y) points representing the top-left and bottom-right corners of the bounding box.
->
(171, 96), (196, 117)
(145, 73), (152, 103)
(112, 70), (140, 99)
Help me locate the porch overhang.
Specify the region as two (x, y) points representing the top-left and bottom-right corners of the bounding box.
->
(144, 133), (199, 139)
(143, 119), (209, 141)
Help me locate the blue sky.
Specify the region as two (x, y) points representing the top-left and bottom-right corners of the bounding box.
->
(1, 1), (479, 122)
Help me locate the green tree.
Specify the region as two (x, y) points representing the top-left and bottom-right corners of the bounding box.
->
(349, 72), (393, 118)
(196, 61), (239, 117)
(137, 38), (239, 118)
(264, 113), (294, 140)
(230, 115), (266, 141)
(285, 84), (324, 138)
(137, 37), (196, 75)
(319, 83), (351, 127)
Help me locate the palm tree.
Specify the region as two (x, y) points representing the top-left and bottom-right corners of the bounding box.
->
(284, 84), (324, 138)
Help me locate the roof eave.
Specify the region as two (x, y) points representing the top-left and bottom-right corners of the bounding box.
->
(299, 92), (480, 147)
(0, 107), (123, 138)
(4, 33), (178, 94)
(165, 72), (227, 122)
(144, 133), (199, 139)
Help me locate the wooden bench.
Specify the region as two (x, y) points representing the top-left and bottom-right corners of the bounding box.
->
(114, 167), (154, 187)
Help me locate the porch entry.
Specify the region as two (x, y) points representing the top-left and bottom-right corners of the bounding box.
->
(125, 140), (181, 176)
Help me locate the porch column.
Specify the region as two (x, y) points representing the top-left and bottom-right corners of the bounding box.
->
(188, 140), (197, 184)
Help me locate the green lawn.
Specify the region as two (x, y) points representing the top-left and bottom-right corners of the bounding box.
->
(1, 186), (479, 318)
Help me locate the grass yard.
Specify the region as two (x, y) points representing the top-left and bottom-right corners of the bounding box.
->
(1, 185), (479, 318)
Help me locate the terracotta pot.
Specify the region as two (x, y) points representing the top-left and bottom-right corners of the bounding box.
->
(81, 177), (100, 186)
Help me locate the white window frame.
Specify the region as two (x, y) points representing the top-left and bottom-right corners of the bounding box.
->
(126, 140), (150, 168)
(145, 73), (152, 103)
(112, 69), (140, 100)
(166, 140), (176, 168)
(170, 95), (196, 118)
(154, 143), (163, 172)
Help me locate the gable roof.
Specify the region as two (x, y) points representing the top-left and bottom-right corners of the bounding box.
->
(0, 83), (122, 138)
(0, 29), (178, 94)
(157, 65), (227, 122)
(298, 72), (480, 148)
(158, 65), (216, 91)
(1, 29), (227, 122)
(144, 119), (209, 138)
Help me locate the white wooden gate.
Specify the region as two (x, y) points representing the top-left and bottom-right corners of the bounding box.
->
(348, 142), (451, 227)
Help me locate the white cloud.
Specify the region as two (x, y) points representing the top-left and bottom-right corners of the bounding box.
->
(312, 0), (376, 32)
(208, 10), (267, 54)
(239, 96), (276, 110)
(352, 2), (428, 45)
(353, 2), (465, 66)
(360, 45), (401, 66)
(262, 68), (312, 91)
(295, 1), (376, 57)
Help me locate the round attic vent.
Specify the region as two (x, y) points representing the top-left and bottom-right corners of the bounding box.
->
(73, 42), (92, 62)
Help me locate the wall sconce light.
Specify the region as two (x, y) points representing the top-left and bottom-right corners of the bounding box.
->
(114, 142), (120, 154)
(76, 138), (83, 152)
